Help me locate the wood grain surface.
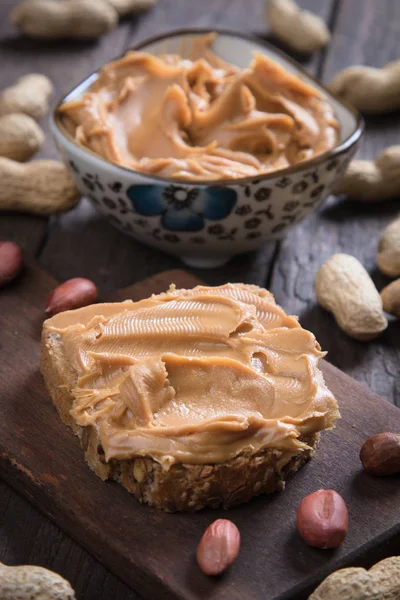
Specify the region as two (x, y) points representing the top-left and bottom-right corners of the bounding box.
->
(0, 263), (399, 600)
(0, 0), (399, 598)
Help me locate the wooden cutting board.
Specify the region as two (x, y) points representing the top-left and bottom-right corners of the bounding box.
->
(0, 262), (399, 600)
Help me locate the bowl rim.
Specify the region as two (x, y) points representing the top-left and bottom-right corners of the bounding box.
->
(52, 27), (364, 187)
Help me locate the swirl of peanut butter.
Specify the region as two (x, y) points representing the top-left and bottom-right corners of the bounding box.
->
(44, 284), (339, 468)
(59, 33), (340, 181)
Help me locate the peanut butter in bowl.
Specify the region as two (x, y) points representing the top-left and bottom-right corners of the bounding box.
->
(59, 33), (340, 182)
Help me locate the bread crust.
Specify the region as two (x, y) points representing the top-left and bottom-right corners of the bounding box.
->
(41, 329), (318, 512)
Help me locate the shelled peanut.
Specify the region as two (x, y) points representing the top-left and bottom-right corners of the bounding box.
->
(0, 241), (23, 288)
(196, 519), (240, 576)
(360, 432), (400, 476)
(296, 490), (348, 549)
(45, 278), (98, 315)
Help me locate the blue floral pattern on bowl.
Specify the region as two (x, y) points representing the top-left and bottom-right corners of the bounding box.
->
(65, 144), (359, 268)
(127, 184), (237, 232)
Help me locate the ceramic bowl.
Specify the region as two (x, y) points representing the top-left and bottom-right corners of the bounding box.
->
(51, 29), (363, 268)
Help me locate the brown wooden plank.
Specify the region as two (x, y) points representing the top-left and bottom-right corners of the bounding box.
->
(38, 0), (335, 290)
(0, 263), (399, 600)
(0, 213), (47, 253)
(0, 483), (138, 600)
(39, 200), (279, 289)
(269, 0), (400, 407)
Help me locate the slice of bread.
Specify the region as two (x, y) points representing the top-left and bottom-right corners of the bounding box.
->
(41, 327), (318, 512)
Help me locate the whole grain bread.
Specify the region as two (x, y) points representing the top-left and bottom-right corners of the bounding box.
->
(41, 328), (318, 512)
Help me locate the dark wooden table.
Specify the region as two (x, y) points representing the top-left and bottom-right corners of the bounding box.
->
(1, 1), (399, 598)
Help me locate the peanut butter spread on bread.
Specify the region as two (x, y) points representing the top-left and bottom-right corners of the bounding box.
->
(59, 33), (340, 181)
(44, 284), (339, 468)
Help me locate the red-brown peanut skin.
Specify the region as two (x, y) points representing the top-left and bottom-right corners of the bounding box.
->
(196, 519), (240, 576)
(360, 432), (400, 475)
(45, 278), (98, 315)
(0, 241), (23, 288)
(296, 489), (348, 549)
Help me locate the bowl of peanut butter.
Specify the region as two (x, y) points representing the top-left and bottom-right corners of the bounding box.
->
(52, 29), (363, 268)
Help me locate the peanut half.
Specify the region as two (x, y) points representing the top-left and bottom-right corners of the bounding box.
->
(360, 433), (400, 476)
(296, 489), (348, 549)
(196, 519), (240, 576)
(45, 278), (98, 315)
(0, 241), (23, 288)
(314, 253), (388, 340)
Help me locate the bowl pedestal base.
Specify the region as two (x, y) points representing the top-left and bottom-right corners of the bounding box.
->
(181, 254), (232, 269)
